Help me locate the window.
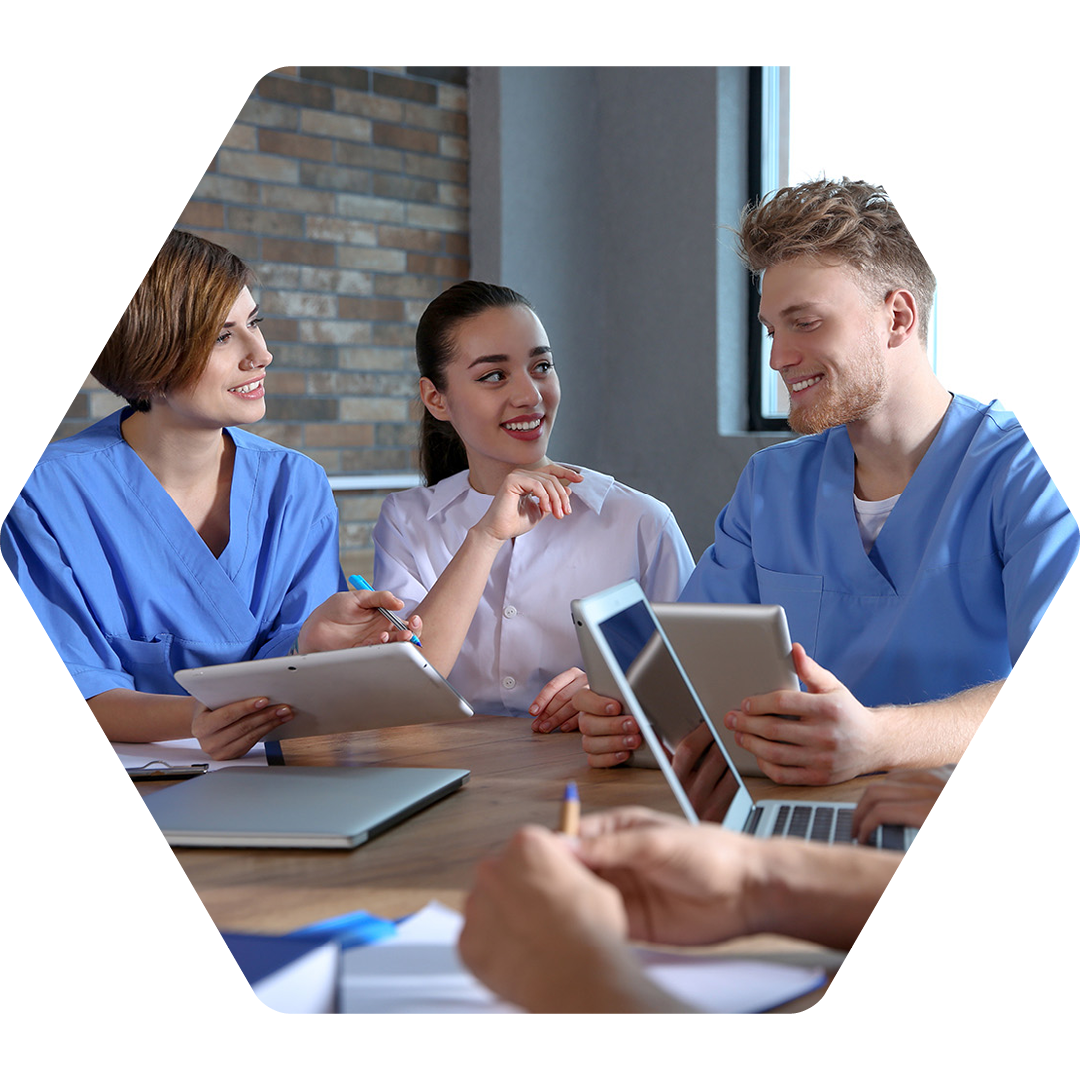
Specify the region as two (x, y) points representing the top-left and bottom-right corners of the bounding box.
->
(751, 65), (1080, 429)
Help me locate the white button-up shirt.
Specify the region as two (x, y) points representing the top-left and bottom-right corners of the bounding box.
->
(373, 467), (695, 716)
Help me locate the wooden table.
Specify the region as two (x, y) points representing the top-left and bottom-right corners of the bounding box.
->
(167, 715), (865, 1009)
(168, 717), (864, 1010)
(168, 712), (1080, 1015)
(172, 715), (676, 931)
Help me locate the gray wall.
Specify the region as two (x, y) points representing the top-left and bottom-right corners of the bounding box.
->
(469, 67), (786, 558)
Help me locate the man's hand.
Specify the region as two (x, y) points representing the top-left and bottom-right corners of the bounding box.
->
(296, 588), (422, 654)
(670, 722), (741, 823)
(580, 806), (899, 953)
(459, 806), (903, 1009)
(572, 686), (644, 768)
(575, 807), (766, 946)
(851, 764), (1080, 838)
(458, 824), (661, 1013)
(530, 667), (588, 733)
(722, 643), (882, 785)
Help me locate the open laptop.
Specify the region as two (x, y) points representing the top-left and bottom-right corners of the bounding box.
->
(572, 581), (916, 851)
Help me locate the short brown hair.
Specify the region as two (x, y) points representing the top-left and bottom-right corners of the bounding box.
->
(92, 230), (254, 411)
(738, 178), (936, 344)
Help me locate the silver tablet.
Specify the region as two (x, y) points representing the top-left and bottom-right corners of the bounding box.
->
(574, 592), (797, 777)
(175, 641), (473, 740)
(653, 602), (798, 777)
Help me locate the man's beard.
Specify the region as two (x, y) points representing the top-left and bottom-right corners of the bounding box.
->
(787, 335), (888, 436)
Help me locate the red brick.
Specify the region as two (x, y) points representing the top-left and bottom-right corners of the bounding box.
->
(177, 202), (225, 230)
(372, 122), (439, 154)
(338, 296), (406, 321)
(377, 225), (445, 253)
(258, 129), (335, 162)
(304, 423), (375, 447)
(334, 87), (404, 123)
(401, 152), (468, 183)
(262, 238), (337, 266)
(372, 173), (437, 202)
(445, 232), (470, 258)
(256, 74), (334, 110)
(403, 102), (468, 136)
(372, 72), (437, 104)
(406, 253), (470, 278)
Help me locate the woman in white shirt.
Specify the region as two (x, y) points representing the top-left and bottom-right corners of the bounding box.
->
(373, 281), (694, 730)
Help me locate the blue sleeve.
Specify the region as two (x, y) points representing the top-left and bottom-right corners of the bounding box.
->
(253, 491), (347, 660)
(679, 459), (763, 605)
(1, 495), (137, 698)
(995, 448), (1079, 665)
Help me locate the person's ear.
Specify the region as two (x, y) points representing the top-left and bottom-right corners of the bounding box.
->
(419, 376), (449, 420)
(885, 289), (918, 347)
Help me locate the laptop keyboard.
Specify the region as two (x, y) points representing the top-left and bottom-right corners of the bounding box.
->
(744, 804), (907, 850)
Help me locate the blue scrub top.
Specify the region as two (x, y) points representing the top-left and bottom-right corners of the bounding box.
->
(680, 394), (1079, 707)
(2, 410), (346, 699)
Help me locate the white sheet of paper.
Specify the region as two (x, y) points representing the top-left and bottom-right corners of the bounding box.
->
(339, 901), (826, 1014)
(112, 736), (268, 771)
(250, 941), (340, 1015)
(340, 901), (515, 1014)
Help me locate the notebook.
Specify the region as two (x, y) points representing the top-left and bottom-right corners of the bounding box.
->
(571, 581), (916, 851)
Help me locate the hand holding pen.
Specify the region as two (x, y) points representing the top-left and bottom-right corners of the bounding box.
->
(348, 574), (424, 649)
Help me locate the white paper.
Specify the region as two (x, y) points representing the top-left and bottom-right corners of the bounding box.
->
(340, 901), (826, 1014)
(253, 941), (341, 1015)
(113, 736), (268, 771)
(340, 902), (516, 1014)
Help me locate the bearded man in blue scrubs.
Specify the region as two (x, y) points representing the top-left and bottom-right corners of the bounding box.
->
(574, 178), (1078, 784)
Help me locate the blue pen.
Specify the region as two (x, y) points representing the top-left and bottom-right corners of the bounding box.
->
(348, 574), (423, 648)
(558, 781), (580, 836)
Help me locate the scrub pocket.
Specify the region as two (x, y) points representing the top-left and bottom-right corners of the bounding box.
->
(755, 567), (823, 656)
(107, 633), (176, 693)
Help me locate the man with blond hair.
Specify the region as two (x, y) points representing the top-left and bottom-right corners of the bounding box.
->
(571, 178), (1077, 784)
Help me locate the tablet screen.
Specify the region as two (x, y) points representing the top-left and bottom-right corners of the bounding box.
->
(598, 600), (743, 824)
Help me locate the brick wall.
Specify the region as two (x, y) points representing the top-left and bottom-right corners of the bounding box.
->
(56, 66), (470, 579)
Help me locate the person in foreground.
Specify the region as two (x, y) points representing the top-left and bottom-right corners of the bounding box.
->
(373, 281), (694, 728)
(458, 768), (949, 1013)
(575, 178), (1078, 783)
(2, 230), (419, 759)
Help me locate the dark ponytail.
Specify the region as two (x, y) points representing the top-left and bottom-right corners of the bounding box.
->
(415, 280), (534, 486)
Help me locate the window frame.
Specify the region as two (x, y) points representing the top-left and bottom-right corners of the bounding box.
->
(747, 64), (1080, 429)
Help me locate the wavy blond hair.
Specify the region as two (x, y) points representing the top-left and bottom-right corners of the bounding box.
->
(738, 178), (936, 344)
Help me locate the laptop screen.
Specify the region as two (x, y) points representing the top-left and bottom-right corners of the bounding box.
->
(597, 600), (747, 824)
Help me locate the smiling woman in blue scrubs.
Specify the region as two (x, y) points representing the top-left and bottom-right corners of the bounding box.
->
(1, 230), (419, 759)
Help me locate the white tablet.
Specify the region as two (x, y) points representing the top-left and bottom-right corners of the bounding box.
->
(574, 591), (797, 777)
(174, 641), (473, 740)
(572, 583), (714, 820)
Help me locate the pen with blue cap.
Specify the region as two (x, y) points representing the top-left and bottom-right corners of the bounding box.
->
(347, 574), (423, 649)
(558, 781), (580, 837)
